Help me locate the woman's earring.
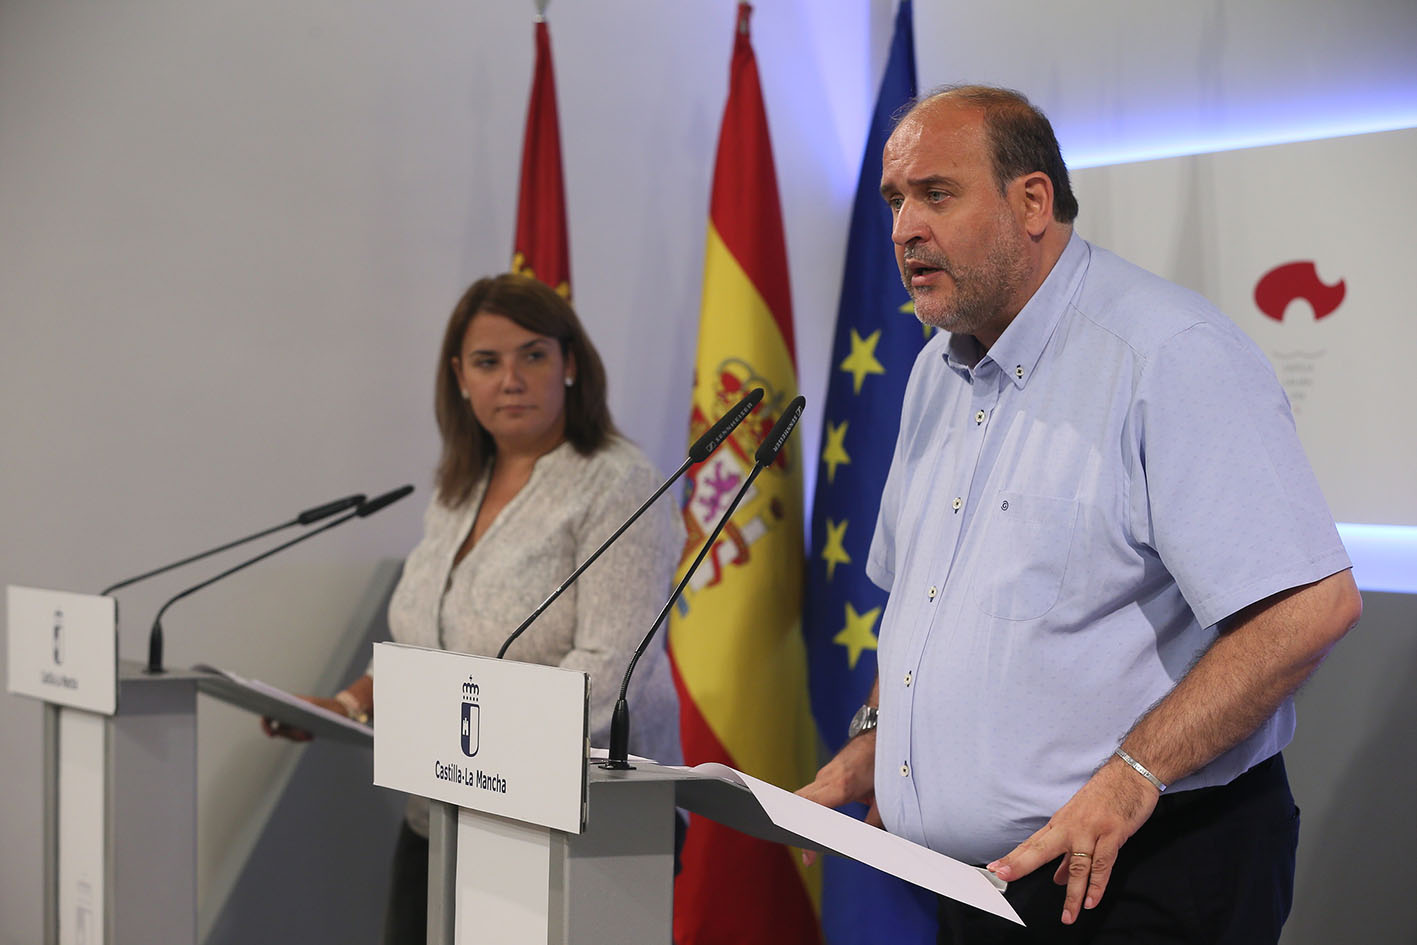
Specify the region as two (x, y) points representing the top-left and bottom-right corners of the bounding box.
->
(564, 376), (575, 387)
(460, 389), (469, 400)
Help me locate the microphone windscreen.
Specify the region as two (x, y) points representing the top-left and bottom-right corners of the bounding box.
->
(357, 484), (415, 517)
(753, 395), (805, 466)
(297, 494), (367, 525)
(688, 387), (764, 463)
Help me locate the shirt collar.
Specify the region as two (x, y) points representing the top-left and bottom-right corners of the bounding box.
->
(943, 230), (1090, 389)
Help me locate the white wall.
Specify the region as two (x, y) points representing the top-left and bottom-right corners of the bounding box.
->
(0, 2), (881, 941)
(4, 0), (1415, 942)
(913, 0), (1417, 166)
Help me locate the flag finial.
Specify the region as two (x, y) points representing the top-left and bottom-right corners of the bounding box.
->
(737, 2), (751, 36)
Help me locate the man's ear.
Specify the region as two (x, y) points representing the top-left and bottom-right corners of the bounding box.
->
(1016, 171), (1055, 237)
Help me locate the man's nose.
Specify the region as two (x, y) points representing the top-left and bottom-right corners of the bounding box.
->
(891, 200), (928, 246)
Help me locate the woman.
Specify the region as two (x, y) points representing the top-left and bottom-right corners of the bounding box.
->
(272, 273), (684, 943)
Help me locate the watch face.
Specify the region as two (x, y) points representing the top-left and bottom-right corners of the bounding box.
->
(849, 705), (877, 739)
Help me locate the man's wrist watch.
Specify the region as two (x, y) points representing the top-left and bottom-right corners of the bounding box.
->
(847, 704), (878, 740)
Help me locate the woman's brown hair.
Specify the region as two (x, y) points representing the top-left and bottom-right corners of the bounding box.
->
(434, 274), (616, 507)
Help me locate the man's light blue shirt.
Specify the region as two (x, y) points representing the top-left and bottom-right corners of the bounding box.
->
(867, 232), (1351, 865)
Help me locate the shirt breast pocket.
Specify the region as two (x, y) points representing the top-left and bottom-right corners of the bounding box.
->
(977, 492), (1078, 621)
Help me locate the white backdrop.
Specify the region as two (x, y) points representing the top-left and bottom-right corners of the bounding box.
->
(914, 0), (1417, 167)
(1072, 127), (1417, 527)
(3, 0), (1416, 942)
(0, 2), (882, 940)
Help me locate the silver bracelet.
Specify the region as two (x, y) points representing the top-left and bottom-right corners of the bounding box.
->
(1114, 747), (1167, 793)
(335, 690), (370, 724)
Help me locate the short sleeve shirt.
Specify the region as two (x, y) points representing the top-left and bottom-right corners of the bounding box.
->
(867, 233), (1351, 865)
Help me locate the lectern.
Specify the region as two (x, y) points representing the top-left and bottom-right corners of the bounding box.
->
(372, 641), (1018, 945)
(10, 590), (1012, 944)
(7, 585), (373, 945)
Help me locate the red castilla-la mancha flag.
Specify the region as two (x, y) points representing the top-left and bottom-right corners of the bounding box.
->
(511, 9), (571, 297)
(668, 5), (822, 943)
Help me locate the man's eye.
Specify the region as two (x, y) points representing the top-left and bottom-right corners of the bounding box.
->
(927, 190), (947, 203)
(887, 197), (903, 211)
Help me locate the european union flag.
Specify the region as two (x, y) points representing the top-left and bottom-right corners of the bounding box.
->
(803, 2), (937, 941)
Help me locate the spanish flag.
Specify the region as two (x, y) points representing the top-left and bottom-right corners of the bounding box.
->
(511, 13), (571, 297)
(668, 4), (820, 943)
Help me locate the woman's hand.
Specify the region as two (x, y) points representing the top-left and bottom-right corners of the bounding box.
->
(259, 695), (346, 741)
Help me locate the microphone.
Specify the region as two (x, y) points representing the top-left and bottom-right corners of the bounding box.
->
(99, 494), (366, 595)
(495, 387), (764, 659)
(603, 395), (805, 769)
(144, 484), (414, 674)
(355, 484), (414, 517)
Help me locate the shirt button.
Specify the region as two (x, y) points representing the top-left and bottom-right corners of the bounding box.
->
(927, 585), (937, 601)
(904, 671), (913, 687)
(952, 496), (963, 512)
(1015, 365), (1024, 379)
(900, 761), (910, 777)
(975, 410), (986, 424)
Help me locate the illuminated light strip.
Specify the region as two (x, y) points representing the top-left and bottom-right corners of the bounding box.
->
(1337, 524), (1417, 595)
(1068, 115), (1417, 169)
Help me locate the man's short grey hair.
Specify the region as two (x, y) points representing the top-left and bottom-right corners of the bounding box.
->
(899, 84), (1079, 224)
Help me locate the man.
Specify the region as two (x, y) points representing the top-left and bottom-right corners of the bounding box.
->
(797, 85), (1361, 944)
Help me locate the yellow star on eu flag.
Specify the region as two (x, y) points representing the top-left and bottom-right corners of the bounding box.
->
(833, 601), (881, 670)
(821, 518), (850, 580)
(821, 420), (850, 483)
(839, 328), (886, 394)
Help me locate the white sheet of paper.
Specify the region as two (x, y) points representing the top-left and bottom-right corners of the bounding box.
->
(685, 761), (1022, 926)
(191, 663), (371, 738)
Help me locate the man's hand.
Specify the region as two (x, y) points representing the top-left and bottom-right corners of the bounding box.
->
(988, 569), (1359, 925)
(795, 730), (880, 866)
(987, 756), (1159, 925)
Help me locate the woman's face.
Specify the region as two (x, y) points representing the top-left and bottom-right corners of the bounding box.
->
(452, 310), (574, 457)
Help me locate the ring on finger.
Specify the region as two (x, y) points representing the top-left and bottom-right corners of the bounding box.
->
(1070, 852), (1092, 858)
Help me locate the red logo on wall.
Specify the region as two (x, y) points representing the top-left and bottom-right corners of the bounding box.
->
(1254, 261), (1345, 322)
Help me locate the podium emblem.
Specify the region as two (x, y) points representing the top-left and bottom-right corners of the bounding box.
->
(53, 609), (64, 665)
(460, 676), (480, 757)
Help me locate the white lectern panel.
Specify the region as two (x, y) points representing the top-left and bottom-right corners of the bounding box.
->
(7, 586), (116, 714)
(372, 642), (589, 834)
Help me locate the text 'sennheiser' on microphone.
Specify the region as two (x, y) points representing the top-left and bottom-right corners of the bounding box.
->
(495, 387), (764, 660)
(99, 493), (367, 596)
(144, 484), (414, 674)
(603, 394), (805, 769)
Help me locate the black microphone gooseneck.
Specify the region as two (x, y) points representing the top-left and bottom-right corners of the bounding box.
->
(99, 493), (367, 596)
(494, 388), (765, 660)
(144, 484), (414, 674)
(603, 394), (806, 770)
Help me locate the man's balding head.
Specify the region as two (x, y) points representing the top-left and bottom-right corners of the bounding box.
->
(902, 86), (1078, 224)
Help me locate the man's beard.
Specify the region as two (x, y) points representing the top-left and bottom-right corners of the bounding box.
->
(902, 228), (1029, 338)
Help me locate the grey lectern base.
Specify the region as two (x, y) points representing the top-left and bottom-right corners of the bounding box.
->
(43, 661), (361, 945)
(425, 761), (815, 945)
(45, 662), (198, 945)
